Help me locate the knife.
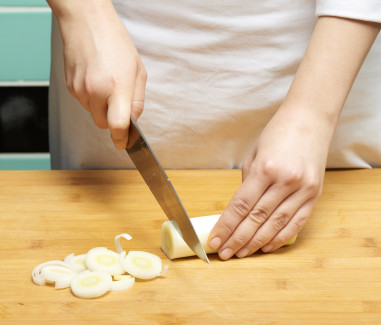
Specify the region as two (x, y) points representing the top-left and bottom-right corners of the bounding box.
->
(126, 117), (209, 263)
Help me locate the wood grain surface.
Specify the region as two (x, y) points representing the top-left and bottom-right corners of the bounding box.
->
(0, 169), (381, 324)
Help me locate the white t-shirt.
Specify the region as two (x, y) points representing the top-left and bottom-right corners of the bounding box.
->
(49, 0), (381, 169)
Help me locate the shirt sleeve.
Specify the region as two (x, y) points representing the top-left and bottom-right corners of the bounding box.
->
(316, 0), (381, 23)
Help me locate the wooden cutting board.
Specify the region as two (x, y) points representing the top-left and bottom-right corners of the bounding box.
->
(0, 169), (381, 324)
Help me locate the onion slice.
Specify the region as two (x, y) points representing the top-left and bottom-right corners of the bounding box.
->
(119, 251), (166, 280)
(85, 247), (125, 276)
(71, 270), (112, 299)
(114, 233), (132, 254)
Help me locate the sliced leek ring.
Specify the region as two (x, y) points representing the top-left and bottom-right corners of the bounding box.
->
(64, 253), (87, 272)
(41, 265), (77, 289)
(111, 274), (135, 292)
(119, 250), (165, 280)
(32, 260), (74, 287)
(71, 270), (112, 299)
(85, 247), (124, 276)
(114, 233), (132, 254)
(32, 234), (169, 298)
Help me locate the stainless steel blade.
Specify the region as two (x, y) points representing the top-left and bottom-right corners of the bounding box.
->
(126, 117), (209, 263)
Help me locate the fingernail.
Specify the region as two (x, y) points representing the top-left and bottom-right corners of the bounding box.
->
(219, 248), (233, 260)
(236, 248), (249, 258)
(209, 237), (222, 250)
(262, 244), (273, 252)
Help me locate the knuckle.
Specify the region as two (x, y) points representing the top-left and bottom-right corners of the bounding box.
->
(84, 75), (113, 97)
(260, 159), (276, 177)
(251, 237), (266, 248)
(247, 208), (268, 225)
(282, 168), (303, 186)
(132, 100), (145, 117)
(218, 221), (236, 237)
(231, 198), (252, 218)
(231, 234), (249, 247)
(259, 159), (302, 184)
(304, 175), (321, 195)
(272, 212), (290, 231)
(84, 77), (97, 96)
(293, 215), (309, 231)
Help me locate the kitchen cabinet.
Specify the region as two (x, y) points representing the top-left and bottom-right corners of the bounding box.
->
(0, 3), (51, 169)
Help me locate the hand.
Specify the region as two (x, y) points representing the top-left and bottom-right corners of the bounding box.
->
(208, 107), (328, 259)
(52, 1), (147, 149)
(207, 16), (380, 260)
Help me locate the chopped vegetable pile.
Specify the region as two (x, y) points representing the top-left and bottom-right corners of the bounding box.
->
(32, 233), (168, 299)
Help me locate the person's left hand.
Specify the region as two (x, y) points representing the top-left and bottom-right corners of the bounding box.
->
(208, 106), (330, 259)
(207, 15), (381, 260)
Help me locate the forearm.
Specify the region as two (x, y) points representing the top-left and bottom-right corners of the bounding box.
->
(280, 16), (380, 142)
(46, 0), (115, 20)
(46, 0), (123, 42)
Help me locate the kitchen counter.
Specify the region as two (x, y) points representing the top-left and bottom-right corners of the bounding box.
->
(0, 169), (380, 324)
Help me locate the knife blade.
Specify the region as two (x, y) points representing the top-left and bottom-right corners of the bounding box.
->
(126, 117), (209, 263)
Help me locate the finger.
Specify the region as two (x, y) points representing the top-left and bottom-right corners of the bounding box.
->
(107, 91), (132, 150)
(130, 65), (147, 121)
(68, 67), (91, 112)
(84, 76), (109, 129)
(208, 173), (271, 252)
(261, 199), (316, 253)
(218, 184), (298, 260)
(235, 191), (313, 258)
(88, 98), (108, 129)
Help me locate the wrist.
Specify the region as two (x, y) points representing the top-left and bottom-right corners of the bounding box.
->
(47, 0), (117, 29)
(279, 102), (337, 135)
(47, 0), (124, 50)
(277, 16), (380, 144)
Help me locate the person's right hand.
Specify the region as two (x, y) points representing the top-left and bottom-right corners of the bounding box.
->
(50, 0), (147, 149)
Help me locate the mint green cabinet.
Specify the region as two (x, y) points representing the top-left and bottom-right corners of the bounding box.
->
(0, 154), (51, 170)
(0, 1), (48, 6)
(0, 10), (52, 81)
(0, 4), (52, 170)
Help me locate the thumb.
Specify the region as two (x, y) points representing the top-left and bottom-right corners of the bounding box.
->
(107, 91), (131, 150)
